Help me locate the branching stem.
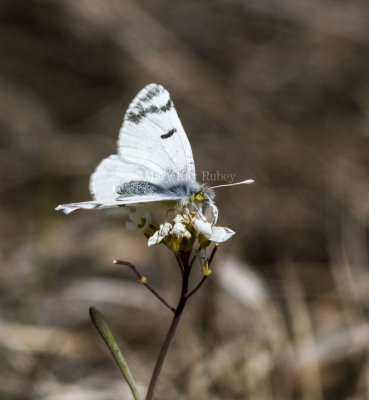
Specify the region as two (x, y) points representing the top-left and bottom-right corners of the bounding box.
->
(117, 245), (219, 400)
(114, 260), (175, 313)
(186, 244), (218, 299)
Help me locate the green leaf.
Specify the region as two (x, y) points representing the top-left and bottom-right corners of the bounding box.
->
(89, 306), (142, 400)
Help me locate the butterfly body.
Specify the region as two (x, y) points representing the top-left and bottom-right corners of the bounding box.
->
(116, 179), (214, 208)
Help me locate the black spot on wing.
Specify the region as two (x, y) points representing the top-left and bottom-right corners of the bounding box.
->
(126, 109), (142, 124)
(126, 99), (174, 124)
(160, 99), (173, 112)
(140, 85), (161, 103)
(161, 128), (177, 139)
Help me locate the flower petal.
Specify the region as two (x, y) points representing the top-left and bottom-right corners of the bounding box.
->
(193, 218), (213, 236)
(160, 222), (172, 235)
(204, 199), (219, 225)
(170, 222), (186, 237)
(148, 231), (161, 246)
(208, 226), (235, 243)
(147, 222), (172, 246)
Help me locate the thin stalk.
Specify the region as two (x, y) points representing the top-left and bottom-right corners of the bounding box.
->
(186, 276), (207, 299)
(175, 252), (185, 276)
(186, 244), (218, 299)
(114, 260), (175, 312)
(146, 257), (191, 400)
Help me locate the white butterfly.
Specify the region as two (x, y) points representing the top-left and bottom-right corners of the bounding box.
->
(56, 84), (253, 214)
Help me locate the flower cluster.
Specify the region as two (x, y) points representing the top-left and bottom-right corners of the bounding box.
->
(125, 200), (235, 253)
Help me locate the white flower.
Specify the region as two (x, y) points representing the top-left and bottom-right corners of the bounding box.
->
(148, 222), (172, 246)
(173, 214), (187, 224)
(147, 214), (193, 248)
(193, 203), (235, 243)
(125, 208), (151, 233)
(170, 222), (187, 237)
(170, 214), (191, 239)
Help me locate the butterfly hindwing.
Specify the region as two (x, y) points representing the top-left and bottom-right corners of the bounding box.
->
(55, 193), (183, 214)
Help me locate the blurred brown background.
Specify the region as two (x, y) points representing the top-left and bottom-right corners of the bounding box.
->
(1, 1), (369, 399)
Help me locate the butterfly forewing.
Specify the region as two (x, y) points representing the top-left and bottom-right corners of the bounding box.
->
(118, 84), (196, 182)
(89, 84), (196, 206)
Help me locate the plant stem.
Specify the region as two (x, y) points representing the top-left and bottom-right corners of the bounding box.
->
(186, 244), (218, 298)
(186, 275), (208, 298)
(114, 260), (175, 312)
(145, 256), (191, 400)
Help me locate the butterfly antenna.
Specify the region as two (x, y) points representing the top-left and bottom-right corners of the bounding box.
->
(210, 179), (254, 190)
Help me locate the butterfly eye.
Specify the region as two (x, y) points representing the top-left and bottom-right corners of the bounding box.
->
(191, 192), (204, 202)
